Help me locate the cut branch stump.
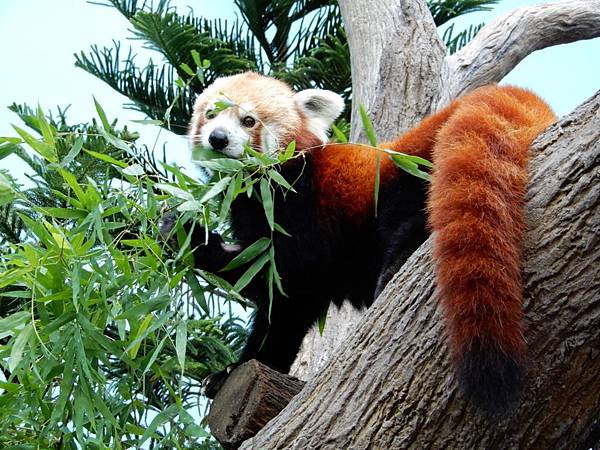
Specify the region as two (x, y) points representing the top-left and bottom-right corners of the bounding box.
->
(207, 360), (305, 449)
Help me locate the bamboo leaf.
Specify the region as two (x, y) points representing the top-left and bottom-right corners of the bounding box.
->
(233, 252), (270, 293)
(260, 177), (274, 230)
(221, 237), (270, 271)
(175, 320), (187, 372)
(359, 104), (378, 147)
(9, 323), (33, 372)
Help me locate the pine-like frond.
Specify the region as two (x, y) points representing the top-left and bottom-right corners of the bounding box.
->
(75, 42), (193, 134)
(279, 27), (351, 118)
(88, 0), (148, 19)
(0, 200), (24, 245)
(234, 0), (340, 65)
(128, 5), (259, 84)
(428, 0), (498, 26)
(442, 22), (485, 54)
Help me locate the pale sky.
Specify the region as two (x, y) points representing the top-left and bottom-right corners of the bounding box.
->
(0, 0), (598, 179)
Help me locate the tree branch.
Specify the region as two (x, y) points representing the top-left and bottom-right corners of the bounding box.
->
(240, 91), (600, 450)
(337, 0), (445, 141)
(440, 0), (600, 106)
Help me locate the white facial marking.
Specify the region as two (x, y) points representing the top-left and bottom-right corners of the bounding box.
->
(238, 102), (256, 116)
(199, 107), (250, 158)
(260, 124), (280, 155)
(293, 89), (344, 143)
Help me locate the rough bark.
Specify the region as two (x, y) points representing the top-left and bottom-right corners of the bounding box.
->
(207, 360), (305, 449)
(239, 91), (600, 450)
(290, 301), (360, 380)
(440, 0), (600, 106)
(338, 0), (445, 141)
(293, 0), (600, 389)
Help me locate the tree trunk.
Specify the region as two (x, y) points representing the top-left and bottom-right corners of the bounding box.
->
(291, 0), (600, 381)
(242, 0), (600, 447)
(240, 88), (600, 450)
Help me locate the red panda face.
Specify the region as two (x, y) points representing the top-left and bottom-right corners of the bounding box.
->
(189, 72), (344, 159)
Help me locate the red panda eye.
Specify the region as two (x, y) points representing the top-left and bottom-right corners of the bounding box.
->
(242, 116), (256, 128)
(206, 110), (216, 119)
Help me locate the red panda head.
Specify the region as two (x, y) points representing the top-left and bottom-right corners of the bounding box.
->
(189, 72), (344, 158)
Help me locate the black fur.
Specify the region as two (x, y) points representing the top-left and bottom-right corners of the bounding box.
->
(194, 154), (428, 398)
(458, 339), (526, 419)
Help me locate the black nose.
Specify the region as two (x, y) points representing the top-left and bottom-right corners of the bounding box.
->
(209, 129), (229, 151)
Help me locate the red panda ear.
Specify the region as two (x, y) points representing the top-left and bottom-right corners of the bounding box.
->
(293, 89), (344, 142)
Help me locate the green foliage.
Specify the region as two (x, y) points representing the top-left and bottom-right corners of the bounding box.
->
(76, 0), (497, 135)
(0, 103), (246, 448)
(0, 1), (499, 447)
(442, 22), (485, 55)
(428, 0), (498, 26)
(76, 0), (350, 131)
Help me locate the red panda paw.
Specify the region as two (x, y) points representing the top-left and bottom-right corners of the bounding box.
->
(457, 339), (526, 420)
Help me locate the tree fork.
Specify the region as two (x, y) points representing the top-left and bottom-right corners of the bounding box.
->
(238, 91), (600, 450)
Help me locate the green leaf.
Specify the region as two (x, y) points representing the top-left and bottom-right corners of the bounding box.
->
(123, 163), (145, 176)
(186, 271), (209, 313)
(268, 169), (295, 192)
(0, 141), (19, 160)
(13, 125), (57, 162)
(259, 177), (274, 230)
(9, 323), (33, 371)
(274, 222), (291, 237)
(0, 311), (30, 340)
(191, 49), (202, 67)
(374, 154), (381, 216)
(114, 296), (171, 320)
(221, 237), (270, 271)
(219, 173), (239, 224)
(37, 207), (88, 219)
(61, 135), (84, 167)
(199, 176), (232, 203)
(195, 158), (245, 172)
(180, 62), (195, 76)
(97, 127), (131, 154)
(359, 104), (378, 147)
(175, 320), (187, 372)
(318, 304), (329, 336)
(140, 404), (179, 445)
(142, 333), (168, 375)
(330, 124), (348, 143)
(177, 200), (203, 212)
(50, 339), (76, 425)
(59, 168), (86, 203)
(269, 245), (285, 296)
(84, 149), (128, 168)
(94, 97), (111, 131)
(233, 252), (270, 293)
(0, 172), (15, 206)
(128, 314), (153, 359)
(191, 146), (223, 162)
(36, 105), (56, 146)
(283, 140), (296, 160)
(155, 183), (194, 201)
(214, 98), (235, 114)
(382, 148), (433, 168)
(130, 119), (164, 126)
(390, 155), (432, 181)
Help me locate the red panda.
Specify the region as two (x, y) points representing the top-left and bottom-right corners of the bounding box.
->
(179, 71), (556, 417)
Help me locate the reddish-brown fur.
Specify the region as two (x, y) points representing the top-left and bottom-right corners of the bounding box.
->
(312, 85), (555, 383)
(428, 86), (555, 369)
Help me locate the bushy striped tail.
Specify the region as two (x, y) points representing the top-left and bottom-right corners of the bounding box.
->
(427, 86), (556, 417)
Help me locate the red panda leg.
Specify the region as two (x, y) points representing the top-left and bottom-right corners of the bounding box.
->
(428, 98), (538, 417)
